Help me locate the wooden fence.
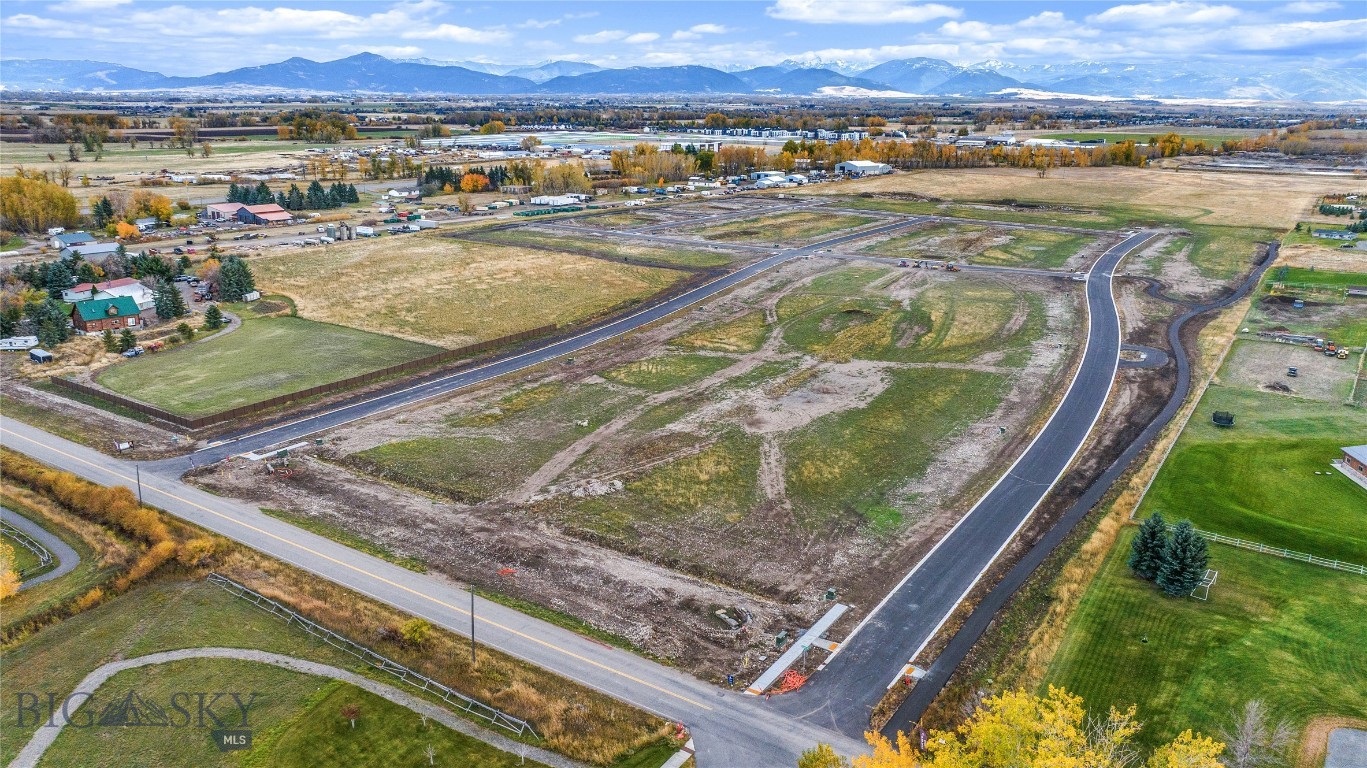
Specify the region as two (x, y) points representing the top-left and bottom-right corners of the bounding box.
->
(51, 324), (556, 431)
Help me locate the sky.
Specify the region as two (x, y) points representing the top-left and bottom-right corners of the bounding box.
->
(1, 0), (1364, 75)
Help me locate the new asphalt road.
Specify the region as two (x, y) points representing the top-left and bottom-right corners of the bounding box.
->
(2, 219), (1157, 764)
(771, 230), (1158, 737)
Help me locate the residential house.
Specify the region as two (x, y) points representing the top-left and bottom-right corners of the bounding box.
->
(70, 296), (143, 334)
(1346, 286), (1367, 297)
(1335, 445), (1367, 490)
(62, 277), (155, 317)
(59, 242), (121, 261)
(51, 231), (96, 250)
(835, 160), (892, 176)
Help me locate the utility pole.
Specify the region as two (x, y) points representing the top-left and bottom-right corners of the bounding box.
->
(135, 465), (143, 504)
(470, 583), (476, 665)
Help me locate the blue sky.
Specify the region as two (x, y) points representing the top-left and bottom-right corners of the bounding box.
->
(2, 0), (1363, 74)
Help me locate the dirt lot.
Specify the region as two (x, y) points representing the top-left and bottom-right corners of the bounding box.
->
(248, 232), (684, 348)
(191, 249), (1085, 679)
(1217, 340), (1357, 403)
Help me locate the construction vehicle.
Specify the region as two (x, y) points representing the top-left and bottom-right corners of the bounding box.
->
(897, 260), (909, 267)
(1338, 349), (1350, 359)
(946, 264), (961, 272)
(1324, 341), (1337, 356)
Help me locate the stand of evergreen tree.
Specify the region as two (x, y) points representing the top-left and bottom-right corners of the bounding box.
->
(218, 256), (256, 302)
(28, 298), (71, 347)
(255, 181), (358, 212)
(203, 303), (225, 330)
(102, 329), (117, 352)
(153, 279), (188, 319)
(118, 328), (138, 352)
(1128, 512), (1168, 581)
(1157, 520), (1209, 597)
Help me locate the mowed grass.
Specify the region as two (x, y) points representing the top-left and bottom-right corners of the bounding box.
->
(467, 227), (733, 268)
(250, 233), (684, 347)
(96, 317), (437, 417)
(1045, 528), (1367, 750)
(1166, 225), (1282, 283)
(672, 311), (769, 353)
(262, 680), (549, 768)
(862, 223), (1092, 268)
(1137, 384), (1367, 564)
(786, 367), (1009, 532)
(601, 353), (736, 392)
(688, 211), (877, 243)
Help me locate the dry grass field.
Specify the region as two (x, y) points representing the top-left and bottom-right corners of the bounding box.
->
(248, 234), (683, 348)
(810, 166), (1339, 229)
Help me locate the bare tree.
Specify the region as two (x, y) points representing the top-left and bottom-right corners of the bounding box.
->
(1218, 700), (1293, 768)
(424, 744), (436, 765)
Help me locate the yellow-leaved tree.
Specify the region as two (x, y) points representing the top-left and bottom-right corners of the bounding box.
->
(803, 687), (1224, 768)
(0, 537), (21, 599)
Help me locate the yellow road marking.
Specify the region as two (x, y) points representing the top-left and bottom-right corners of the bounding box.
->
(1, 426), (711, 711)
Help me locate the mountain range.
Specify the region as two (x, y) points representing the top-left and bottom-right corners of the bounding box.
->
(1, 52), (1363, 102)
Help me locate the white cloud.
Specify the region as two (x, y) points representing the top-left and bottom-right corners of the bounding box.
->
(624, 32), (661, 44)
(341, 44), (424, 59)
(3, 13), (108, 36)
(46, 0), (131, 12)
(403, 24), (510, 43)
(672, 23), (729, 40)
(519, 18), (562, 29)
(1279, 0), (1340, 12)
(1087, 2), (1241, 28)
(767, 0), (962, 24)
(573, 29), (627, 44)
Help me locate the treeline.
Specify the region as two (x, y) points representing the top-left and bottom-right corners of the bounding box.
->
(227, 180), (359, 210)
(0, 171), (81, 233)
(0, 449), (217, 642)
(422, 164), (510, 193)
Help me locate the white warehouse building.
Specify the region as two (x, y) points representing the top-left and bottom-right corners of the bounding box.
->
(835, 160), (892, 176)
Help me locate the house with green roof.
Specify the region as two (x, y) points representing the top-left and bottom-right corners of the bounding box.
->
(70, 295), (143, 334)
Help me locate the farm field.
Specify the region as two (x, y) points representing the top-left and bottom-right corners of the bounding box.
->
(803, 165), (1339, 229)
(96, 316), (438, 416)
(467, 227), (736, 268)
(1035, 131), (1256, 145)
(861, 222), (1094, 268)
(685, 210), (878, 243)
(1044, 528), (1367, 751)
(249, 233), (685, 347)
(42, 659), (546, 768)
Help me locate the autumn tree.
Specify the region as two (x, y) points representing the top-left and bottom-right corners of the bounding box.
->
(460, 173), (491, 193)
(479, 120), (506, 135)
(0, 538), (20, 600)
(130, 190), (174, 223)
(519, 135), (542, 151)
(799, 744), (851, 768)
(0, 171), (81, 233)
(115, 221), (140, 240)
(400, 618), (432, 647)
(340, 703), (360, 729)
(834, 687), (1223, 768)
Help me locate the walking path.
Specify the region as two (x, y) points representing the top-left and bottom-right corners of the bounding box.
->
(7, 647), (585, 768)
(0, 506), (79, 589)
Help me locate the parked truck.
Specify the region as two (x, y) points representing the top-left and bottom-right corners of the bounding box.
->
(355, 226), (375, 237)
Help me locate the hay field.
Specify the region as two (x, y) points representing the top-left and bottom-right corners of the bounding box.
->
(804, 166), (1340, 229)
(248, 234), (683, 348)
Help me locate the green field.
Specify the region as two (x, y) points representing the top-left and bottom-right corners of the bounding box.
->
(1165, 225), (1283, 283)
(1045, 528), (1367, 749)
(687, 211), (877, 243)
(1282, 224), (1366, 247)
(2, 529), (46, 575)
(601, 353), (736, 391)
(862, 223), (1093, 268)
(37, 658), (546, 768)
(468, 227), (733, 268)
(1137, 385), (1367, 563)
(786, 367), (1009, 532)
(672, 311), (769, 353)
(1271, 266), (1367, 289)
(97, 316), (438, 417)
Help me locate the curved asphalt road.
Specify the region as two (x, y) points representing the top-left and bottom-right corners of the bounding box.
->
(150, 216), (931, 473)
(772, 230), (1158, 737)
(881, 242), (1278, 734)
(1, 506), (80, 589)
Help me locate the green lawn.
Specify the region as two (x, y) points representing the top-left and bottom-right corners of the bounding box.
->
(38, 658), (544, 768)
(601, 353), (736, 392)
(1045, 528), (1367, 749)
(1270, 266), (1367, 289)
(1281, 225), (1366, 247)
(96, 316), (438, 416)
(260, 680), (548, 768)
(0, 235), (26, 251)
(671, 311), (769, 353)
(1169, 225), (1282, 283)
(3, 529), (46, 575)
(1137, 385), (1367, 564)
